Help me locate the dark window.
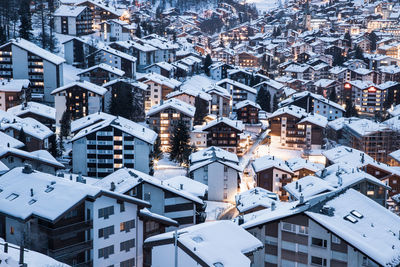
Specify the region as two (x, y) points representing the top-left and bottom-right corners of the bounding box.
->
(311, 256), (327, 266)
(120, 238), (135, 252)
(312, 237), (327, 248)
(98, 225), (115, 239)
(98, 206), (114, 219)
(98, 245), (114, 259)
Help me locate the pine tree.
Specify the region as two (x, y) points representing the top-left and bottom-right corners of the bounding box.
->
(383, 87), (394, 110)
(136, 25), (142, 38)
(203, 54), (212, 76)
(345, 98), (357, 117)
(49, 134), (58, 158)
(329, 89), (337, 102)
(256, 87), (270, 112)
(169, 119), (192, 165)
(333, 53), (344, 66)
(18, 0), (32, 40)
(60, 111), (71, 138)
(194, 95), (208, 125)
(344, 31), (352, 48)
(354, 45), (364, 60)
(109, 82), (135, 120)
(272, 94), (279, 112)
(369, 31), (378, 51)
(18, 128), (26, 145)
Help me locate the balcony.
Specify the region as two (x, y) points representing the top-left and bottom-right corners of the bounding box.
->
(39, 220), (92, 236)
(49, 240), (93, 260)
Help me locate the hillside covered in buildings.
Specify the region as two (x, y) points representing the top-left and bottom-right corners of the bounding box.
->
(0, 0), (400, 266)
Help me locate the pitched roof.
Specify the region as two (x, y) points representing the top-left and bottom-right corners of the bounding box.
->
(235, 100), (261, 110)
(252, 155), (293, 174)
(54, 4), (86, 17)
(77, 63), (125, 77)
(51, 81), (107, 96)
(201, 117), (244, 132)
(8, 102), (56, 121)
(147, 98), (195, 118)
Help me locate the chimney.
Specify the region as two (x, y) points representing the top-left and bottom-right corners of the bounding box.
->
(110, 182), (116, 191)
(4, 243), (8, 253)
(238, 215), (244, 225)
(22, 164), (33, 174)
(180, 184), (183, 190)
(299, 193), (304, 204)
(271, 201), (276, 211)
(299, 184), (302, 192)
(30, 188), (33, 197)
(295, 181), (298, 189)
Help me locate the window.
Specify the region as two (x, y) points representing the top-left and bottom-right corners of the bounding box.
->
(98, 206), (114, 219)
(144, 192), (151, 201)
(6, 193), (19, 201)
(224, 166), (228, 172)
(120, 219), (135, 232)
(311, 256), (327, 266)
(332, 235), (341, 244)
(99, 225), (115, 239)
(120, 258), (135, 267)
(311, 237), (327, 248)
(98, 245), (114, 259)
(350, 210), (363, 219)
(10, 226), (14, 235)
(120, 202), (125, 212)
(120, 238), (135, 252)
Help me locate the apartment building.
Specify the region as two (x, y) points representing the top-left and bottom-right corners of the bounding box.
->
(137, 73), (181, 111)
(76, 0), (123, 30)
(62, 37), (97, 67)
(205, 84), (231, 117)
(53, 5), (93, 36)
(268, 106), (327, 150)
(189, 146), (242, 203)
(344, 80), (387, 114)
(0, 166), (151, 267)
(201, 117), (244, 154)
(0, 38), (65, 103)
(240, 189), (400, 267)
(77, 63), (125, 86)
(147, 98), (195, 149)
(100, 19), (135, 42)
(279, 92), (345, 121)
(216, 78), (257, 109)
(71, 114), (156, 177)
(235, 100), (261, 124)
(95, 168), (206, 227)
(51, 81), (107, 127)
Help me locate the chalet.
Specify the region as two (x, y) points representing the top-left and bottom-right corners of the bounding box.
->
(7, 101), (56, 130)
(0, 79), (31, 111)
(205, 84), (231, 117)
(216, 78), (257, 109)
(235, 187), (279, 215)
(235, 100), (260, 124)
(76, 0), (124, 30)
(77, 63), (125, 85)
(144, 62), (176, 78)
(99, 19), (135, 42)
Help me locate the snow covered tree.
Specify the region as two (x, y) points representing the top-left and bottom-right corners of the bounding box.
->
(329, 89), (337, 102)
(60, 111), (71, 138)
(18, 128), (26, 145)
(345, 98), (357, 117)
(272, 94), (279, 112)
(49, 134), (58, 158)
(256, 87), (270, 112)
(203, 54), (212, 76)
(169, 119), (192, 165)
(369, 31), (378, 51)
(194, 95), (208, 125)
(57, 135), (65, 156)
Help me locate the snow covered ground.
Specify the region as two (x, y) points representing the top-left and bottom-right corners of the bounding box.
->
(246, 0), (279, 12)
(154, 154), (187, 180)
(205, 201), (234, 221)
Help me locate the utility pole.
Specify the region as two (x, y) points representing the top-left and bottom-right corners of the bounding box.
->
(174, 230), (187, 267)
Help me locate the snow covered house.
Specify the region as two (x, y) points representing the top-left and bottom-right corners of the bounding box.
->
(389, 149), (400, 166)
(235, 100), (261, 124)
(216, 78), (257, 110)
(238, 189), (400, 267)
(147, 98), (195, 150)
(53, 5), (93, 36)
(166, 87), (211, 109)
(144, 221), (263, 267)
(190, 126), (208, 150)
(0, 166), (150, 267)
(144, 62), (176, 78)
(87, 46), (136, 78)
(189, 146), (242, 203)
(7, 101), (56, 130)
(0, 38), (65, 103)
(0, 79), (31, 111)
(268, 105), (328, 150)
(235, 187), (279, 215)
(77, 63), (125, 86)
(279, 91), (345, 121)
(141, 35), (179, 64)
(286, 157), (324, 180)
(99, 19), (136, 42)
(51, 81), (108, 128)
(209, 62), (233, 80)
(137, 72), (182, 111)
(71, 114), (157, 177)
(252, 155), (294, 200)
(62, 37), (97, 67)
(95, 168), (206, 227)
(201, 117), (244, 154)
(0, 111), (54, 152)
(75, 0), (124, 30)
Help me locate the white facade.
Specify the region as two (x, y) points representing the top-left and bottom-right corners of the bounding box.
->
(192, 161), (238, 203)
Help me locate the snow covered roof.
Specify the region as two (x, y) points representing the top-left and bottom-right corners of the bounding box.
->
(235, 100), (261, 110)
(95, 168), (204, 204)
(190, 146), (239, 164)
(76, 0), (123, 16)
(284, 175), (335, 200)
(201, 117), (244, 132)
(0, 167), (149, 222)
(252, 155), (293, 174)
(138, 72), (181, 89)
(54, 4), (86, 17)
(306, 189), (400, 266)
(0, 147), (64, 168)
(164, 176), (208, 198)
(284, 64), (310, 73)
(0, 112), (53, 140)
(147, 98), (195, 118)
(352, 68), (373, 75)
(286, 157), (324, 173)
(0, 79), (30, 92)
(268, 105), (306, 119)
(0, 132), (24, 149)
(51, 81), (107, 96)
(383, 115), (400, 131)
(279, 91), (345, 112)
(181, 75), (219, 93)
(298, 114), (328, 128)
(144, 221), (263, 267)
(313, 78), (335, 88)
(205, 84), (231, 99)
(253, 79), (285, 90)
(70, 112), (115, 133)
(7, 102), (55, 121)
(166, 87), (211, 102)
(327, 117), (360, 131)
(345, 118), (390, 137)
(102, 78), (148, 91)
(71, 115), (157, 144)
(216, 78), (257, 95)
(235, 187), (279, 213)
(77, 63), (125, 77)
(1, 39), (65, 65)
(389, 149), (400, 163)
(139, 208), (178, 227)
(0, 238), (70, 267)
(144, 61), (176, 72)
(348, 80), (375, 90)
(99, 46), (137, 62)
